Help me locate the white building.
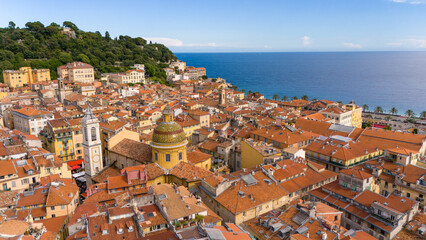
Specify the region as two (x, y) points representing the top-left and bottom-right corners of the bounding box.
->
(105, 69), (145, 85)
(12, 107), (54, 136)
(320, 107), (353, 126)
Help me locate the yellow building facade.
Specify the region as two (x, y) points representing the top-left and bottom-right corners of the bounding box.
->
(346, 104), (363, 128)
(241, 140), (282, 169)
(3, 67), (50, 88)
(40, 119), (84, 162)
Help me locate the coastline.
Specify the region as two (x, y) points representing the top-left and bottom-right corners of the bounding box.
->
(176, 52), (426, 114)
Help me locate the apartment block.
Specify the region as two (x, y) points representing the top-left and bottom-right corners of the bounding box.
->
(57, 61), (95, 83)
(12, 107), (54, 136)
(3, 67), (50, 88)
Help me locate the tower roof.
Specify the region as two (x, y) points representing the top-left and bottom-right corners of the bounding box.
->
(82, 102), (98, 122)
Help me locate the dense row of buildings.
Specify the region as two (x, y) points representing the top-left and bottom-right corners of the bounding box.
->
(0, 60), (424, 240)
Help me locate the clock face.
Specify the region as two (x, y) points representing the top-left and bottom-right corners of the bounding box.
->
(93, 155), (99, 163)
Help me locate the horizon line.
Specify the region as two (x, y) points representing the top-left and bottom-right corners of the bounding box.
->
(173, 50), (426, 54)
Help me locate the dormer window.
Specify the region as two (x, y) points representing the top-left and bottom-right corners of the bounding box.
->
(128, 226), (134, 232)
(102, 229), (108, 235)
(117, 228), (123, 234)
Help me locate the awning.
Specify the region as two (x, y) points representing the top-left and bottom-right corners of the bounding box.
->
(72, 171), (86, 178)
(71, 165), (80, 170)
(67, 159), (84, 167)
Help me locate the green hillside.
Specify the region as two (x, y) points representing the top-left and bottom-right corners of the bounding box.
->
(0, 21), (176, 82)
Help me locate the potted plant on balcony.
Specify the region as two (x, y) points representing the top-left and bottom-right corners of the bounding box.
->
(195, 214), (204, 223)
(175, 221), (181, 229)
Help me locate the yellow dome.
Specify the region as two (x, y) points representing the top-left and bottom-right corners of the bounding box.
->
(152, 121), (186, 145)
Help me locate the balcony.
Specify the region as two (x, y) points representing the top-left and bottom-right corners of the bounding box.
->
(371, 212), (397, 226)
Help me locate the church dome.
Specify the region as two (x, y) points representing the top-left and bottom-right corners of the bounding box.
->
(152, 106), (187, 145)
(152, 121), (186, 145)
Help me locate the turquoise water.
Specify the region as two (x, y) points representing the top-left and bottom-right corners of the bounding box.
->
(176, 52), (426, 114)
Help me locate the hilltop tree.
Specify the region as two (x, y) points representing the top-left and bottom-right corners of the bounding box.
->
(282, 96), (288, 101)
(248, 90), (252, 94)
(390, 107), (397, 115)
(292, 96), (298, 100)
(421, 111), (426, 119)
(8, 21), (15, 29)
(301, 95), (308, 100)
(63, 21), (78, 31)
(25, 21), (45, 34)
(105, 31), (111, 41)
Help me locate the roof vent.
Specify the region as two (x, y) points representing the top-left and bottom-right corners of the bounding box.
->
(238, 191), (245, 198)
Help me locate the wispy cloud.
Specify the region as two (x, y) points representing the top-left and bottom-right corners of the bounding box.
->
(386, 42), (403, 47)
(301, 36), (311, 46)
(342, 42), (362, 49)
(390, 0), (425, 4)
(185, 42), (217, 47)
(145, 37), (183, 46)
(406, 38), (426, 48)
(386, 38), (426, 48)
(144, 37), (217, 48)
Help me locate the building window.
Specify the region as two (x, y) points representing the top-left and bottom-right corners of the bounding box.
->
(61, 205), (65, 209)
(91, 127), (97, 141)
(407, 192), (411, 198)
(166, 154), (171, 162)
(179, 152), (183, 161)
(51, 206), (55, 210)
(155, 153), (158, 161)
(84, 128), (88, 141)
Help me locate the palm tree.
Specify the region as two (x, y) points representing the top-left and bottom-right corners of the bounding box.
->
(281, 96), (288, 101)
(362, 104), (369, 111)
(273, 94), (279, 101)
(248, 90), (252, 94)
(241, 89), (245, 93)
(406, 109), (414, 118)
(312, 98), (318, 101)
(390, 107), (397, 115)
(421, 111), (426, 119)
(375, 106), (383, 113)
(301, 95), (308, 100)
(292, 96), (298, 100)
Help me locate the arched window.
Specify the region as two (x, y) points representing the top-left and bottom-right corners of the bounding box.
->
(84, 127), (88, 142)
(91, 127), (97, 141)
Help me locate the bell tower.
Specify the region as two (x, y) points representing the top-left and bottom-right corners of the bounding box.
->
(82, 103), (103, 184)
(219, 87), (226, 105)
(57, 78), (66, 103)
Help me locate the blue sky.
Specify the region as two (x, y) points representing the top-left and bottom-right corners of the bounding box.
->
(1, 0), (426, 52)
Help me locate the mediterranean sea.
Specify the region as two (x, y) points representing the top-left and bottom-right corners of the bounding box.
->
(175, 52), (426, 115)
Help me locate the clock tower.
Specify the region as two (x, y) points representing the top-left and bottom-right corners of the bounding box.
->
(82, 103), (103, 185)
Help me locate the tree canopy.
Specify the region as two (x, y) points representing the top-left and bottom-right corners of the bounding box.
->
(0, 21), (176, 82)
